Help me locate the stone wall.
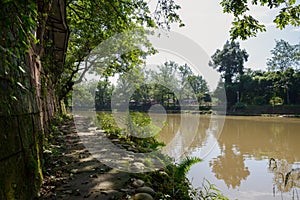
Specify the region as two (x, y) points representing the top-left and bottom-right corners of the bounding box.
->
(0, 0), (68, 199)
(0, 45), (60, 199)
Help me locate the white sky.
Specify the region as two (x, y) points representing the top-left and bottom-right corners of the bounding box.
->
(147, 0), (300, 71)
(94, 1), (300, 91)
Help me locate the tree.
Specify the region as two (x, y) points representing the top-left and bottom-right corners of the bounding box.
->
(267, 39), (300, 71)
(209, 41), (248, 106)
(209, 41), (249, 84)
(72, 81), (97, 109)
(113, 66), (147, 109)
(150, 61), (179, 105)
(220, 0), (300, 40)
(58, 0), (183, 101)
(95, 78), (114, 110)
(187, 75), (210, 104)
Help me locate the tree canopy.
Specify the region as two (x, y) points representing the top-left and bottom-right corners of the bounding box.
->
(212, 39), (300, 107)
(220, 0), (300, 40)
(267, 39), (300, 71)
(58, 0), (183, 101)
(209, 41), (249, 84)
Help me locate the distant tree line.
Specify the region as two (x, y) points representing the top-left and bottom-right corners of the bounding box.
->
(97, 61), (211, 111)
(72, 62), (211, 111)
(211, 39), (300, 108)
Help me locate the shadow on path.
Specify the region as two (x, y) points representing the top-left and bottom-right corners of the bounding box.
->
(38, 117), (131, 200)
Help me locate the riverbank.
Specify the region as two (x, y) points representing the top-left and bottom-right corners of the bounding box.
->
(38, 115), (217, 200)
(226, 105), (300, 117)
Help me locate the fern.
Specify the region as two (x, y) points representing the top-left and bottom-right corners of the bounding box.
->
(175, 157), (201, 180)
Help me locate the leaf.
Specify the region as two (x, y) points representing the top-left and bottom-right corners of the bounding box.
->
(16, 82), (26, 90)
(18, 66), (26, 74)
(10, 96), (18, 101)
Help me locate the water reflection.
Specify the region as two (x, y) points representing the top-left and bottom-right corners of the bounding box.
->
(209, 146), (250, 189)
(159, 114), (224, 161)
(158, 115), (300, 198)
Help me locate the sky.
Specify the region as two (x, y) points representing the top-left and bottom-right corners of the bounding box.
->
(144, 0), (300, 90)
(170, 0), (300, 70)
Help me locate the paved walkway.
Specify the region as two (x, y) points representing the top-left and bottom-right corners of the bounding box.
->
(39, 117), (131, 200)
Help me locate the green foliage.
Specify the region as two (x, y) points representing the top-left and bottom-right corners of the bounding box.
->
(212, 39), (300, 107)
(267, 39), (300, 71)
(72, 81), (98, 109)
(189, 179), (229, 200)
(132, 157), (201, 199)
(97, 111), (165, 151)
(132, 157), (227, 199)
(230, 15), (266, 40)
(209, 41), (248, 106)
(125, 112), (165, 151)
(58, 0), (183, 101)
(0, 0), (37, 114)
(97, 112), (122, 136)
(270, 96), (284, 106)
(175, 157), (201, 180)
(113, 61), (209, 109)
(220, 0), (300, 40)
(215, 66), (300, 107)
(126, 112), (160, 136)
(95, 78), (114, 110)
(209, 41), (248, 84)
(274, 5), (300, 29)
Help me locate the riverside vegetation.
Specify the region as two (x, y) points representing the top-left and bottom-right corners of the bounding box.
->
(97, 111), (229, 199)
(40, 113), (229, 199)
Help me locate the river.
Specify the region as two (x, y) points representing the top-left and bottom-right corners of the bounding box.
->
(157, 114), (300, 200)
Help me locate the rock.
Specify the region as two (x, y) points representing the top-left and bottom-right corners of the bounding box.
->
(59, 194), (68, 198)
(136, 187), (155, 196)
(132, 193), (153, 200)
(83, 193), (91, 198)
(132, 179), (144, 188)
(88, 127), (97, 131)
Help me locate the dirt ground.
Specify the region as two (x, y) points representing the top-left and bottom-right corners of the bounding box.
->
(38, 117), (134, 200)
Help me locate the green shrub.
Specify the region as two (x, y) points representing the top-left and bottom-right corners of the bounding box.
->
(269, 96), (283, 106)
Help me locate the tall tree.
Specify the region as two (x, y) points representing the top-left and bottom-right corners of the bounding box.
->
(209, 41), (248, 84)
(209, 41), (248, 106)
(58, 0), (183, 101)
(267, 39), (300, 71)
(95, 78), (114, 110)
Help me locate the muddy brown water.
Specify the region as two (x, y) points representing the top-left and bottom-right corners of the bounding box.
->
(88, 111), (300, 199)
(157, 114), (300, 200)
